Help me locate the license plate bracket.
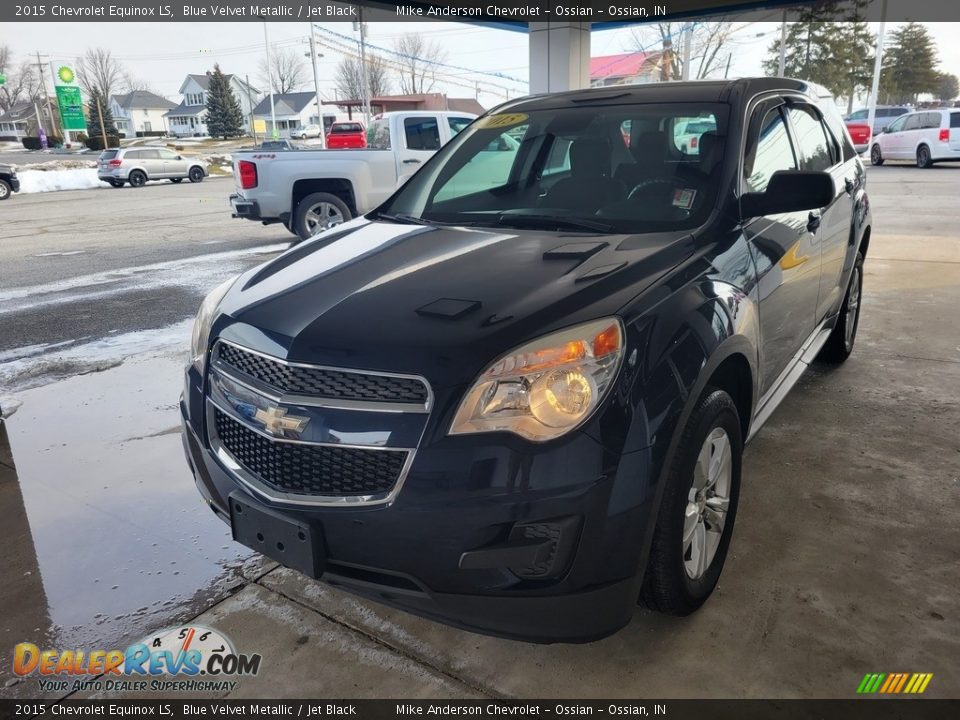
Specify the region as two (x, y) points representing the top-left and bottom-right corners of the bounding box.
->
(229, 492), (325, 578)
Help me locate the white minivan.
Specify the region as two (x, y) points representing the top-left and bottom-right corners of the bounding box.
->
(870, 108), (960, 168)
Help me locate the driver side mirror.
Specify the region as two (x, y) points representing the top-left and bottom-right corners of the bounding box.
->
(741, 171), (834, 218)
(177, 155), (183, 160)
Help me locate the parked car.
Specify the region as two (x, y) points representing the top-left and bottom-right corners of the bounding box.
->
(870, 108), (960, 168)
(673, 117), (717, 154)
(97, 148), (208, 188)
(229, 111), (476, 241)
(0, 163), (20, 200)
(845, 105), (909, 133)
(183, 78), (871, 643)
(845, 121), (872, 153)
(326, 121), (366, 149)
(290, 124), (322, 140)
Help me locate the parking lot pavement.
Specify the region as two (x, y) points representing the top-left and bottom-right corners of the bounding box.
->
(1, 166), (958, 700)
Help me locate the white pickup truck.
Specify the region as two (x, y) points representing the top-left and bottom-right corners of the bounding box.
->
(229, 111), (476, 241)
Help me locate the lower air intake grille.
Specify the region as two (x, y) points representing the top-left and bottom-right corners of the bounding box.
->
(214, 409), (406, 497)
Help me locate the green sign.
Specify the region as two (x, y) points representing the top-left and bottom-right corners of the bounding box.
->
(56, 85), (86, 131)
(0, 72), (6, 86)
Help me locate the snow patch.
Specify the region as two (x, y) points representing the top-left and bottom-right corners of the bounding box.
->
(17, 168), (109, 194)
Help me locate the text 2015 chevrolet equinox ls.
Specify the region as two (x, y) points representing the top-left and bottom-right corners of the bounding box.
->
(181, 78), (871, 643)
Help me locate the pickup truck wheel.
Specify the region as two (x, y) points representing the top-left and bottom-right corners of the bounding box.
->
(294, 192), (351, 241)
(128, 170), (147, 188)
(0, 179), (11, 200)
(817, 252), (864, 364)
(639, 388), (742, 616)
(188, 166), (204, 183)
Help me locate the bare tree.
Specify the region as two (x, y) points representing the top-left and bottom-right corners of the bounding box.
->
(630, 21), (741, 81)
(334, 54), (391, 102)
(0, 45), (41, 112)
(76, 48), (125, 101)
(258, 47), (308, 95)
(120, 72), (155, 94)
(394, 33), (447, 94)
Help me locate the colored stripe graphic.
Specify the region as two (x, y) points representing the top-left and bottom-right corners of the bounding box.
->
(858, 672), (933, 694)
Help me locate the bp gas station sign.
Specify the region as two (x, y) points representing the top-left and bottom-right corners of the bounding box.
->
(54, 65), (86, 131)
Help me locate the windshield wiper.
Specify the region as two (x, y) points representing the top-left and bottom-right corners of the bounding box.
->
(374, 212), (433, 226)
(494, 214), (615, 234)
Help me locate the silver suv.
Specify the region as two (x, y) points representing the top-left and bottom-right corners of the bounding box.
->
(97, 147), (208, 188)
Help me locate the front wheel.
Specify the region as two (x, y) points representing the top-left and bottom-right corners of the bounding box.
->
(870, 144), (884, 166)
(640, 388), (742, 616)
(188, 166), (204, 183)
(818, 252), (864, 364)
(0, 179), (12, 200)
(292, 192), (351, 242)
(916, 145), (933, 169)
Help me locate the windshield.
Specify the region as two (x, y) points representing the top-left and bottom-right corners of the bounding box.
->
(377, 102), (728, 234)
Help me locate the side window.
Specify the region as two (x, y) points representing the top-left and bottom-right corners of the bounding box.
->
(404, 117), (441, 151)
(447, 117), (474, 137)
(951, 113), (960, 129)
(922, 112), (942, 129)
(885, 116), (907, 133)
(744, 106), (797, 193)
(368, 120), (390, 149)
(848, 110), (867, 120)
(543, 137), (573, 176)
(143, 150), (161, 159)
(903, 114), (921, 131)
(159, 149), (179, 160)
(787, 106), (834, 172)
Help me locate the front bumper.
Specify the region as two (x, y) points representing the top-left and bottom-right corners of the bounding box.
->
(180, 359), (654, 643)
(8, 176), (19, 192)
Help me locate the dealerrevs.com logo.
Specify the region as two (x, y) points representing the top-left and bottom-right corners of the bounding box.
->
(13, 625), (261, 694)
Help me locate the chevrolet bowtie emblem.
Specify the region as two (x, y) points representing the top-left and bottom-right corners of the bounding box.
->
(253, 406), (309, 436)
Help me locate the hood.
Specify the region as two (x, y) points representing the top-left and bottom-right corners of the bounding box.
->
(216, 219), (694, 388)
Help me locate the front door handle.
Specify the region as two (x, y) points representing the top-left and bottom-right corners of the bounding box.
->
(402, 158), (421, 165)
(807, 211), (821, 233)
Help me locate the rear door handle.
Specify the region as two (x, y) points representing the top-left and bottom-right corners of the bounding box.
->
(402, 158), (421, 165)
(807, 211), (821, 233)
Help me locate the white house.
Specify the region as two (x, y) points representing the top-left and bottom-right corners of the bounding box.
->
(251, 92), (340, 138)
(110, 91), (177, 137)
(164, 73), (260, 137)
(0, 102), (34, 141)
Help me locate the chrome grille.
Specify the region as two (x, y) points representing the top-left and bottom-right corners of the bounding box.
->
(217, 343), (429, 404)
(213, 409), (406, 497)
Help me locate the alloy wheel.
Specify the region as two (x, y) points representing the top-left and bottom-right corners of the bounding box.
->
(844, 266), (861, 349)
(683, 427), (732, 580)
(304, 202), (344, 234)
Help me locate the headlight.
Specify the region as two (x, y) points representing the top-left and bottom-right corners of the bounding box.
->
(450, 318), (624, 442)
(190, 275), (239, 372)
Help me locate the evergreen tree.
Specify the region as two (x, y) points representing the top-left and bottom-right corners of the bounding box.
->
(881, 23), (939, 104)
(936, 73), (959, 102)
(86, 88), (117, 139)
(205, 64), (244, 139)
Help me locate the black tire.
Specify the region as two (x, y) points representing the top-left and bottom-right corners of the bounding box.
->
(108, 179), (124, 188)
(188, 166), (204, 183)
(818, 252), (864, 364)
(171, 177), (183, 184)
(870, 144), (884, 166)
(0, 178), (12, 200)
(293, 191), (351, 242)
(128, 170), (147, 188)
(916, 145), (933, 169)
(640, 388), (743, 616)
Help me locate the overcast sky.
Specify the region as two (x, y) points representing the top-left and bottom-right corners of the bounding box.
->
(8, 20), (960, 110)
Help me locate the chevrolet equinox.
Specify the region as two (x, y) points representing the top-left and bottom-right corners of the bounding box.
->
(181, 78), (871, 642)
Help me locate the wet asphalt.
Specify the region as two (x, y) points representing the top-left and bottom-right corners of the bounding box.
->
(0, 163), (958, 700)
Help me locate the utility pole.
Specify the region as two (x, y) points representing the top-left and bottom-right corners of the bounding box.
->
(308, 23), (326, 148)
(244, 73), (258, 143)
(355, 11), (371, 128)
(262, 20), (278, 138)
(35, 52), (59, 137)
(681, 23), (692, 81)
(96, 96), (108, 146)
(866, 0), (889, 139)
(777, 11), (787, 77)
(724, 53), (732, 79)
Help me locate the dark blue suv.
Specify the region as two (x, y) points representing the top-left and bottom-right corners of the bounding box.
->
(181, 78), (871, 642)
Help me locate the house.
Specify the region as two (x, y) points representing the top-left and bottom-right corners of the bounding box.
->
(165, 73), (260, 137)
(251, 92), (341, 138)
(110, 91), (176, 137)
(590, 52), (667, 87)
(334, 93), (486, 119)
(0, 102), (34, 141)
